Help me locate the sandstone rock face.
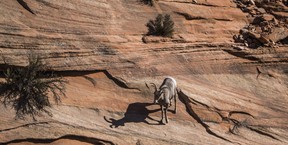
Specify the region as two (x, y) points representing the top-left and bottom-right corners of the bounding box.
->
(0, 0), (288, 145)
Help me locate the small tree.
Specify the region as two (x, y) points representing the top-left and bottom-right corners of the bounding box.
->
(0, 55), (67, 120)
(146, 14), (174, 37)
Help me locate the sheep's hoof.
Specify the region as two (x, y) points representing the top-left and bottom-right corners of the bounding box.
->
(160, 120), (166, 125)
(173, 110), (176, 114)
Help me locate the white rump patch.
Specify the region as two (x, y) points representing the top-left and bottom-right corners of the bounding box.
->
(165, 76), (177, 87)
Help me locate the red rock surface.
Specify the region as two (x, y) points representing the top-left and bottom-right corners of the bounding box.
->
(0, 0), (288, 145)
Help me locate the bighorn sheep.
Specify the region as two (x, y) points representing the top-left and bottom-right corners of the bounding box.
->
(150, 77), (177, 124)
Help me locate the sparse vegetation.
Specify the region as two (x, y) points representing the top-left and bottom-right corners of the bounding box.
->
(229, 119), (248, 134)
(146, 14), (175, 37)
(0, 55), (67, 120)
(140, 0), (154, 6)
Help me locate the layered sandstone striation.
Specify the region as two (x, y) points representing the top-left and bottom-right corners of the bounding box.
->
(0, 0), (288, 145)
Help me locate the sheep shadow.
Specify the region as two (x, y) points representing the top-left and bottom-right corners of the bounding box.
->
(104, 102), (161, 128)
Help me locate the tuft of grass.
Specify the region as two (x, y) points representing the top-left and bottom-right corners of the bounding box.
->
(146, 14), (175, 37)
(0, 55), (67, 120)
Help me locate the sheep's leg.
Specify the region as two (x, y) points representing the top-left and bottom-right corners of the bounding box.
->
(173, 93), (177, 114)
(165, 106), (169, 123)
(161, 105), (165, 124)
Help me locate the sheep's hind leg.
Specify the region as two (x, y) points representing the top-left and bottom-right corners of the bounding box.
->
(173, 94), (177, 114)
(165, 106), (169, 124)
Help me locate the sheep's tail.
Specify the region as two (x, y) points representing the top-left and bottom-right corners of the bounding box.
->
(176, 87), (181, 93)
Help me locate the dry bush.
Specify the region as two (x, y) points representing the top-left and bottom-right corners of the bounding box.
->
(146, 14), (174, 37)
(0, 55), (67, 120)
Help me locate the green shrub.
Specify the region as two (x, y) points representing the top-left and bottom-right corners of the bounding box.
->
(146, 14), (174, 37)
(0, 55), (67, 120)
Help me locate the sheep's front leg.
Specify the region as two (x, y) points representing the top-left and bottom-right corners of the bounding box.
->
(161, 105), (165, 124)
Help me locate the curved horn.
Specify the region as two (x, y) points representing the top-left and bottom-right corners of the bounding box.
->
(150, 83), (158, 92)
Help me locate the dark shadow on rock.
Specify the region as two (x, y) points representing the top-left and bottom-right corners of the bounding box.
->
(0, 134), (115, 145)
(280, 37), (288, 44)
(223, 49), (261, 62)
(104, 102), (161, 128)
(17, 0), (35, 15)
(177, 90), (234, 143)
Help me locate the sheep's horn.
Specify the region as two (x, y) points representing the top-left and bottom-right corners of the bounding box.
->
(150, 83), (158, 92)
(145, 82), (150, 89)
